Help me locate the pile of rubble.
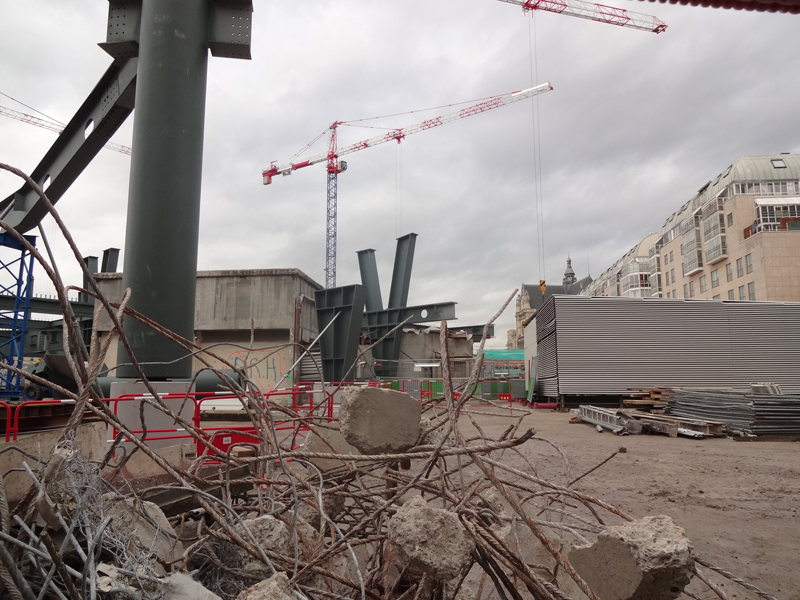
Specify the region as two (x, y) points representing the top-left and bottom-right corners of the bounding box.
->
(0, 164), (779, 600)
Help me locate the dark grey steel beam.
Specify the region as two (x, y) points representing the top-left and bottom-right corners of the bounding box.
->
(362, 302), (457, 328)
(0, 58), (138, 233)
(0, 296), (94, 318)
(315, 285), (366, 383)
(387, 233), (417, 309)
(357, 249), (383, 312)
(81, 256), (99, 303)
(116, 0), (211, 379)
(102, 248), (120, 273)
(452, 324), (495, 340)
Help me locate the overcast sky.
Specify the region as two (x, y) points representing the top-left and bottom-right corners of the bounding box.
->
(1, 0), (799, 347)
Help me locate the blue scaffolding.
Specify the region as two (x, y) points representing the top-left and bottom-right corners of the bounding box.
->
(0, 232), (35, 399)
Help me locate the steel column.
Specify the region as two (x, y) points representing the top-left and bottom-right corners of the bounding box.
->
(117, 0), (210, 379)
(357, 249), (383, 312)
(387, 233), (417, 309)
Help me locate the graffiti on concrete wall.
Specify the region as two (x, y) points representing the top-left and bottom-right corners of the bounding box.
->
(226, 348), (285, 391)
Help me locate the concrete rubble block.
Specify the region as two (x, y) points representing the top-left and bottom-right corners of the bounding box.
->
(339, 387), (421, 455)
(235, 571), (295, 600)
(106, 498), (184, 574)
(297, 493), (346, 530)
(161, 572), (222, 600)
(301, 426), (361, 472)
(233, 514), (322, 575)
(388, 496), (475, 580)
(418, 417), (447, 447)
(568, 515), (695, 600)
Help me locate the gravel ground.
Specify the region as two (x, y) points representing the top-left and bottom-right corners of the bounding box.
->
(457, 406), (800, 600)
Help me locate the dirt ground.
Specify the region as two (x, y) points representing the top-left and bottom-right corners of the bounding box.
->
(455, 407), (800, 600)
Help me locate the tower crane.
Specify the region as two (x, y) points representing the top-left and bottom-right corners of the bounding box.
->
(262, 83), (553, 288)
(0, 105), (131, 156)
(497, 0), (667, 33)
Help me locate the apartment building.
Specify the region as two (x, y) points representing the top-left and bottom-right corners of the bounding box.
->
(582, 154), (800, 303)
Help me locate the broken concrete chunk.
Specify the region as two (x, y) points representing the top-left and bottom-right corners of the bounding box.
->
(162, 572), (222, 600)
(297, 493), (346, 530)
(106, 498), (184, 574)
(235, 571), (295, 600)
(233, 514), (322, 575)
(568, 515), (695, 600)
(340, 387), (421, 455)
(388, 496), (474, 580)
(418, 417), (447, 447)
(301, 427), (360, 472)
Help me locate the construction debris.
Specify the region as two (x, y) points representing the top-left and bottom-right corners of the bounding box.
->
(339, 386), (421, 453)
(387, 496), (475, 579)
(664, 387), (800, 436)
(0, 165), (782, 600)
(578, 405), (642, 435)
(235, 572), (294, 600)
(569, 515), (695, 600)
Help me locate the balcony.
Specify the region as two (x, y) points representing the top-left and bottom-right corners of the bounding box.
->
(681, 230), (702, 255)
(700, 197), (724, 221)
(679, 214), (701, 235)
(682, 251), (704, 277)
(705, 235), (728, 265)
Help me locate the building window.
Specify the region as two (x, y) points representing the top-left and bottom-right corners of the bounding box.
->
(671, 268), (675, 284)
(728, 289), (735, 300)
(726, 263), (733, 282)
(748, 282), (756, 300)
(670, 250), (674, 262)
(683, 284), (688, 298)
(771, 158), (787, 169)
(736, 258), (744, 277)
(713, 294), (721, 300)
(739, 285), (746, 300)
(711, 269), (719, 288)
(745, 253), (753, 274)
(727, 213), (733, 227)
(700, 275), (707, 293)
(663, 254), (668, 265)
(689, 281), (695, 298)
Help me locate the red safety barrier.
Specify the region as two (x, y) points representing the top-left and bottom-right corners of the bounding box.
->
(534, 402), (558, 410)
(0, 402), (10, 442)
(103, 386), (336, 464)
(10, 399), (76, 441)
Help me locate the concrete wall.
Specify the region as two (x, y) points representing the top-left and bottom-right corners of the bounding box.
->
(93, 269), (321, 390)
(195, 329), (291, 391)
(396, 329), (472, 379)
(0, 422), (106, 507)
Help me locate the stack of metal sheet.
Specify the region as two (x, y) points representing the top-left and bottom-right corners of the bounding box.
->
(664, 388), (800, 436)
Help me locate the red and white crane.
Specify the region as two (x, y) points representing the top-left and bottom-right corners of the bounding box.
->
(497, 0), (667, 33)
(263, 83), (553, 288)
(0, 105), (131, 155)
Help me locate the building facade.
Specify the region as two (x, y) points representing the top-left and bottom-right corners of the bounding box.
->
(507, 258), (592, 349)
(582, 154), (800, 303)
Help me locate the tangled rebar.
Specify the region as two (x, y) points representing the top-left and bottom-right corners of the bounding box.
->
(0, 163), (782, 600)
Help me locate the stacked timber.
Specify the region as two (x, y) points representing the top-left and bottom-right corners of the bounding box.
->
(623, 387), (672, 411)
(664, 388), (800, 436)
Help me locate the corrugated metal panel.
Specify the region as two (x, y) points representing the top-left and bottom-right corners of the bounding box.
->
(537, 295), (800, 397)
(299, 351), (322, 382)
